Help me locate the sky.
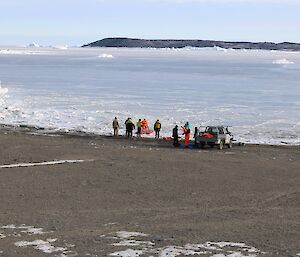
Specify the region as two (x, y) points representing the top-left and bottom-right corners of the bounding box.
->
(1, 0), (300, 46)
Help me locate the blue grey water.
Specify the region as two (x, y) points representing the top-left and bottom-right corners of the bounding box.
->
(0, 47), (299, 144)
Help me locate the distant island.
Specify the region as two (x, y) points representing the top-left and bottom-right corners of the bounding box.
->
(82, 37), (300, 51)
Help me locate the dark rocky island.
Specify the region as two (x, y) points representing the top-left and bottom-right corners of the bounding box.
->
(82, 37), (300, 51)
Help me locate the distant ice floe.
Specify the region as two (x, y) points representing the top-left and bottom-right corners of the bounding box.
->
(52, 45), (68, 50)
(27, 42), (40, 48)
(184, 46), (231, 52)
(272, 58), (294, 65)
(26, 44), (69, 50)
(98, 53), (114, 58)
(0, 49), (45, 55)
(156, 46), (231, 52)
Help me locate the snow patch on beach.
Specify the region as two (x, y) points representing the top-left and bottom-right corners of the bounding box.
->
(0, 159), (89, 169)
(272, 58), (294, 64)
(15, 239), (67, 254)
(112, 239), (155, 247)
(116, 231), (148, 239)
(105, 231), (264, 257)
(109, 249), (144, 257)
(1, 224), (78, 256)
(19, 226), (47, 235)
(1, 224), (48, 235)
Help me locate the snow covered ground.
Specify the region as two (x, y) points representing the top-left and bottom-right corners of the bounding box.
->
(0, 47), (299, 145)
(0, 225), (268, 256)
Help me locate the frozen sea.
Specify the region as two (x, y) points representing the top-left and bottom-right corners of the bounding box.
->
(0, 47), (299, 145)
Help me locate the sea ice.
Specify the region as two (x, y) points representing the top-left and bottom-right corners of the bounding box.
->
(53, 45), (69, 50)
(0, 47), (299, 145)
(98, 53), (114, 58)
(272, 58), (294, 64)
(0, 84), (8, 96)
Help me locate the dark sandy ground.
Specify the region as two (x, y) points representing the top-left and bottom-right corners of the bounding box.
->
(0, 129), (299, 257)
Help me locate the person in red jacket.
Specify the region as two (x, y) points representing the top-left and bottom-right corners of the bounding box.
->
(182, 126), (190, 148)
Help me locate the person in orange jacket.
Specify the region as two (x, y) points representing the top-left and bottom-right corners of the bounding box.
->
(141, 118), (148, 133)
(182, 125), (191, 148)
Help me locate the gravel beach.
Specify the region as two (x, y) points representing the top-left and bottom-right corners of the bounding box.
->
(0, 130), (299, 257)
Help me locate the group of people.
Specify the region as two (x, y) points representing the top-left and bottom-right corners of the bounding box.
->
(172, 122), (191, 148)
(113, 117), (193, 148)
(112, 117), (162, 139)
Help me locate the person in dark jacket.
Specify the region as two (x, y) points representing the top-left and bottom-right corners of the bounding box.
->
(125, 118), (130, 137)
(126, 118), (135, 138)
(193, 127), (198, 146)
(172, 125), (179, 147)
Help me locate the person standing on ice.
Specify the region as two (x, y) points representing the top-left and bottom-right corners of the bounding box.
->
(172, 125), (179, 147)
(154, 119), (162, 139)
(112, 117), (119, 137)
(136, 119), (142, 137)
